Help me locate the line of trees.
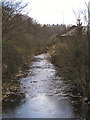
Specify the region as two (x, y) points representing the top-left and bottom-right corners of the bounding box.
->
(2, 1), (66, 83)
(2, 1), (42, 81)
(48, 21), (89, 101)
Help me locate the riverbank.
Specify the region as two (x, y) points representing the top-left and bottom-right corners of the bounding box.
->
(50, 59), (90, 105)
(46, 54), (90, 107)
(2, 54), (35, 102)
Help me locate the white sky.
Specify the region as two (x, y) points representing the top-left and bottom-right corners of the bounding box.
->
(20, 0), (90, 25)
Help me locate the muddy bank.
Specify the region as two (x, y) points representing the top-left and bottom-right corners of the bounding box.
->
(2, 54), (36, 102)
(2, 61), (31, 102)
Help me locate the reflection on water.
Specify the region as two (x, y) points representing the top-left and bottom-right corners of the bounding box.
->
(2, 54), (88, 118)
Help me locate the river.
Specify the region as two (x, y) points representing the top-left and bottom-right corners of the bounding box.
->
(2, 54), (88, 119)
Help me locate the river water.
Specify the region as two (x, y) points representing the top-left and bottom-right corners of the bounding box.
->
(2, 54), (88, 119)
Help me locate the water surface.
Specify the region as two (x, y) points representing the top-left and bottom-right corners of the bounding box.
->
(2, 54), (88, 118)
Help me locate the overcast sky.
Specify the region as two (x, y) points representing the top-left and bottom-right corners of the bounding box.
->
(20, 0), (89, 25)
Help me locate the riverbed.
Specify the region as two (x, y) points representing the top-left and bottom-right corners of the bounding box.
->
(2, 54), (88, 118)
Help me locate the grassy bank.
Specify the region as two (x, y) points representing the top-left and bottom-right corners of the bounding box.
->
(48, 26), (89, 101)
